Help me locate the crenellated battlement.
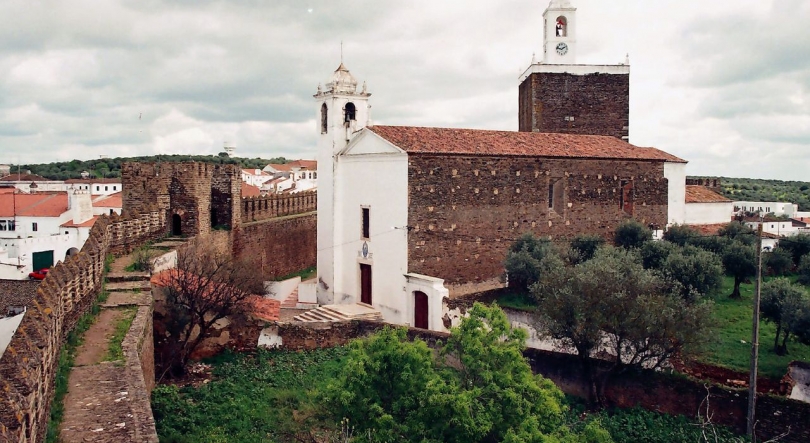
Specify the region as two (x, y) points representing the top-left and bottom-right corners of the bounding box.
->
(241, 191), (317, 223)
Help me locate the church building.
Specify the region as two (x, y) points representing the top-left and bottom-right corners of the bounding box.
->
(314, 0), (687, 331)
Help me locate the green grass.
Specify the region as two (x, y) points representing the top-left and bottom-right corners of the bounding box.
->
(494, 291), (537, 312)
(274, 266), (317, 282)
(702, 275), (810, 378)
(103, 307), (138, 362)
(152, 347), (349, 443)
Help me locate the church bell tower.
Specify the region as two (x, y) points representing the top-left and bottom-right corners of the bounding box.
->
(314, 63), (371, 305)
(543, 0), (577, 64)
(519, 0), (630, 140)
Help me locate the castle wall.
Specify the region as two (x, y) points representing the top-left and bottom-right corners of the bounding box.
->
(0, 210), (165, 442)
(406, 154), (668, 296)
(233, 213), (317, 281)
(518, 71), (630, 139)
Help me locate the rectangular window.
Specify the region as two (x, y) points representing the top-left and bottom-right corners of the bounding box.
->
(548, 178), (564, 215)
(32, 222), (38, 232)
(620, 180), (634, 215)
(362, 207), (370, 239)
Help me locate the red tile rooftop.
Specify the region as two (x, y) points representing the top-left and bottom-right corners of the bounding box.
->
(61, 216), (99, 228)
(368, 125), (687, 163)
(0, 192), (68, 217)
(92, 192), (122, 208)
(241, 183), (261, 197)
(685, 186), (731, 203)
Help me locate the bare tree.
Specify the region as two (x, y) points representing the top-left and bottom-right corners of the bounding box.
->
(155, 238), (264, 377)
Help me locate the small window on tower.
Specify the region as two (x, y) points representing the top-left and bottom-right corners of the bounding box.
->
(556, 16), (567, 37)
(362, 207), (370, 239)
(548, 178), (565, 215)
(321, 103), (328, 134)
(345, 102), (357, 123)
(620, 180), (634, 215)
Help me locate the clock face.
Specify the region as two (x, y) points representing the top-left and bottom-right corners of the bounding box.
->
(556, 42), (569, 56)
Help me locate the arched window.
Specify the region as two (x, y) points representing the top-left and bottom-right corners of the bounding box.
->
(556, 16), (567, 37)
(344, 102), (356, 123)
(321, 103), (328, 134)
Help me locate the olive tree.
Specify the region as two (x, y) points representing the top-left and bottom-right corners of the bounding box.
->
(761, 278), (810, 355)
(613, 220), (651, 250)
(532, 246), (713, 407)
(721, 242), (757, 299)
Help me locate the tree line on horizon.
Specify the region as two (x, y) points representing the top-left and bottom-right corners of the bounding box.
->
(8, 154), (291, 180)
(690, 175), (810, 212)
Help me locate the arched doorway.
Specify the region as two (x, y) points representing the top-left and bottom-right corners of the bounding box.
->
(65, 248), (79, 259)
(172, 214), (182, 236)
(414, 291), (428, 329)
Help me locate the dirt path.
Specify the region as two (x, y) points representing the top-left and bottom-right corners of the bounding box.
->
(73, 309), (124, 366)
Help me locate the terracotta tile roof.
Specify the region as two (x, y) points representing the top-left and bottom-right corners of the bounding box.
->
(266, 163), (292, 172)
(92, 192), (122, 208)
(685, 186), (731, 203)
(0, 173), (53, 182)
(242, 169), (270, 176)
(61, 216), (99, 228)
(241, 183), (261, 197)
(367, 125), (687, 163)
(289, 160), (317, 170)
(0, 192), (68, 217)
(686, 223), (730, 235)
(246, 295), (280, 322)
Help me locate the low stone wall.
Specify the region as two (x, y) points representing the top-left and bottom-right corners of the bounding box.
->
(121, 304), (158, 441)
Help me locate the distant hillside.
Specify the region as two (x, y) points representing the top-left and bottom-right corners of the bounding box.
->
(10, 154), (290, 180)
(691, 176), (810, 211)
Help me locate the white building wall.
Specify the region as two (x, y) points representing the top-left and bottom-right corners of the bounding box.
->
(333, 149), (409, 324)
(663, 162), (686, 225)
(684, 202), (733, 225)
(733, 201), (797, 217)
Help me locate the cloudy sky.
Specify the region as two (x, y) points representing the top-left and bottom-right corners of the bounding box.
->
(0, 0), (808, 180)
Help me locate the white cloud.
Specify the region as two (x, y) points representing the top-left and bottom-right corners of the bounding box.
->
(0, 0), (807, 181)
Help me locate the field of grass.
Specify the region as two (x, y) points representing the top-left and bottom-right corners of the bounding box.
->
(152, 346), (745, 443)
(702, 275), (810, 378)
(152, 347), (349, 443)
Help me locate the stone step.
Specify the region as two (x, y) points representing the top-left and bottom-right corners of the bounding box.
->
(280, 287), (299, 308)
(106, 271), (150, 283)
(105, 281), (152, 292)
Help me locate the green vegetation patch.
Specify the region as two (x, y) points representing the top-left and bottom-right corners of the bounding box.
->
(152, 347), (349, 443)
(104, 307), (138, 362)
(274, 266), (317, 282)
(703, 276), (810, 378)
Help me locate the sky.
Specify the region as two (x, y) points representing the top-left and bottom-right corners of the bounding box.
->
(0, 0), (808, 180)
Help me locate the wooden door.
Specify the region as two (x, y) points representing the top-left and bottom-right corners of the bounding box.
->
(360, 264), (372, 305)
(414, 291), (429, 329)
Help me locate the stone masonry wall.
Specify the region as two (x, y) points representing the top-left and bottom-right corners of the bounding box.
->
(518, 71), (630, 139)
(406, 154), (668, 295)
(240, 191), (316, 224)
(232, 213), (317, 280)
(0, 210), (165, 443)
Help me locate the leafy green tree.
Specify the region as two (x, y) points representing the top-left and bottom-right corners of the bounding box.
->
(718, 222), (756, 245)
(570, 234), (605, 264)
(780, 234), (810, 266)
(613, 220), (651, 250)
(761, 278), (810, 355)
(721, 242), (757, 299)
(504, 232), (554, 291)
(638, 240), (677, 270)
(532, 246), (712, 407)
(798, 254), (810, 286)
(322, 304), (609, 442)
(659, 245), (723, 301)
(765, 248), (792, 276)
(689, 235), (732, 255)
(662, 224), (698, 247)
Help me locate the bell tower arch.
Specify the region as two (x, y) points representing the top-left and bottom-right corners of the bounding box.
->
(543, 0), (577, 64)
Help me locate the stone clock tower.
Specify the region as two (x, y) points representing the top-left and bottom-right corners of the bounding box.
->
(519, 0), (630, 140)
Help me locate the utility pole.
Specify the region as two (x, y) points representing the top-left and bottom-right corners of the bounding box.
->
(746, 223), (763, 440)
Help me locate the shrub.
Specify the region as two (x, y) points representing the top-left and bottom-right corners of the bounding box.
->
(613, 220), (651, 249)
(570, 234), (605, 263)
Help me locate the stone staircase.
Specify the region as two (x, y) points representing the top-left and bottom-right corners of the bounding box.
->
(293, 303), (383, 323)
(280, 287), (299, 309)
